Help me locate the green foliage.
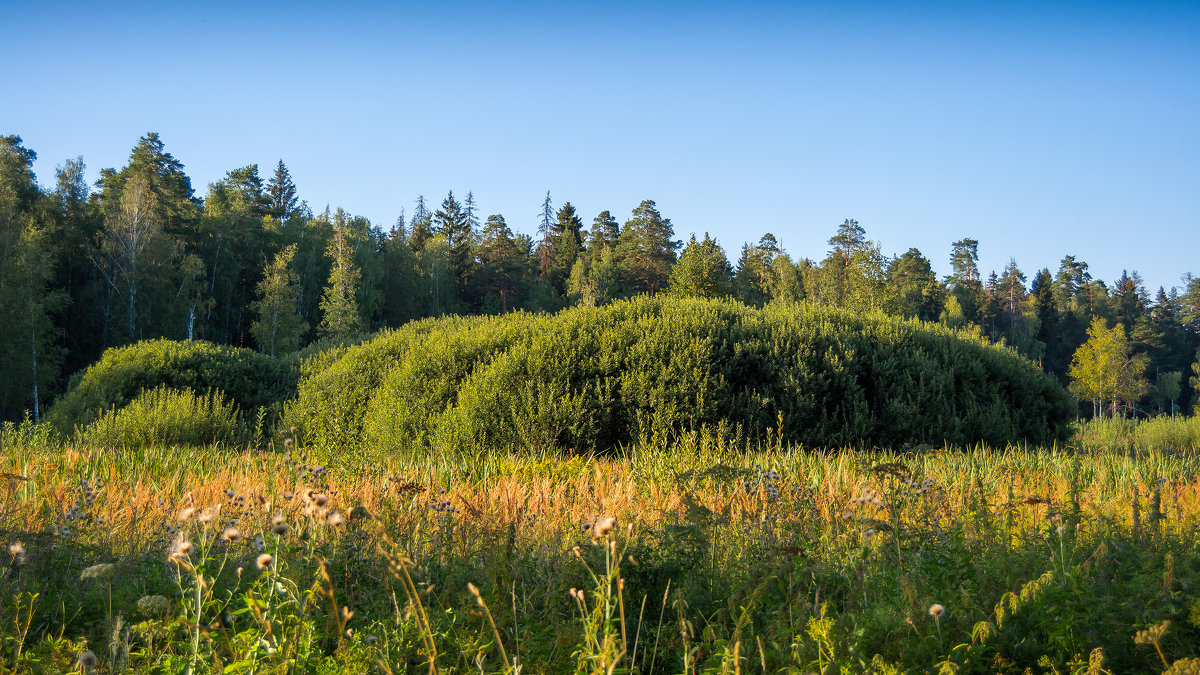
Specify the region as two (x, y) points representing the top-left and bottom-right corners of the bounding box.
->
(46, 338), (299, 435)
(79, 386), (243, 447)
(318, 227), (363, 340)
(1069, 316), (1150, 416)
(669, 232), (732, 299)
(250, 243), (307, 357)
(290, 296), (1074, 459)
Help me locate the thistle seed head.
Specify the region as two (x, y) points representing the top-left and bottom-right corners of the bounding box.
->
(595, 516), (616, 537)
(929, 603), (945, 618)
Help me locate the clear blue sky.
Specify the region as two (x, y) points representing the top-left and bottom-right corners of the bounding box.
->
(5, 1), (1198, 294)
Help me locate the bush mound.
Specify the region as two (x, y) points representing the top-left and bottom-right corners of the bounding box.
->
(80, 386), (244, 447)
(47, 339), (298, 434)
(289, 297), (1075, 457)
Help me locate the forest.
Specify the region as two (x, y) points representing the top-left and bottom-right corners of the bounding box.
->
(2, 132), (1198, 424)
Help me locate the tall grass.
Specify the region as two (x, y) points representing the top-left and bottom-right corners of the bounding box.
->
(78, 386), (244, 449)
(0, 430), (1197, 672)
(1075, 415), (1200, 453)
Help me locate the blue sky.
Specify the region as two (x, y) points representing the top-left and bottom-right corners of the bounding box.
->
(5, 1), (1198, 293)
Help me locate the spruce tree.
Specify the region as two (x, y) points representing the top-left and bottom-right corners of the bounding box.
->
(318, 227), (362, 340)
(535, 191), (555, 278)
(266, 160), (299, 221)
(546, 202), (584, 293)
(434, 190), (473, 296)
(409, 195), (433, 252)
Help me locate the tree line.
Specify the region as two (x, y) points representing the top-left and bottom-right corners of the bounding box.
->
(2, 132), (1198, 422)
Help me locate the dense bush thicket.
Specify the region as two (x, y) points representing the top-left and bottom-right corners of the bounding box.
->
(79, 386), (244, 447)
(288, 297), (1075, 457)
(47, 339), (298, 435)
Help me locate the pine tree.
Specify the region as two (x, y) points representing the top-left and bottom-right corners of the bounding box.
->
(828, 218), (866, 256)
(318, 227), (362, 340)
(474, 214), (527, 313)
(616, 200), (679, 295)
(947, 238), (984, 322)
(589, 211), (620, 252)
(251, 244), (306, 357)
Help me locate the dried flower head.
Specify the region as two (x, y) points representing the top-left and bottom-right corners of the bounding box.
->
(137, 594), (171, 617)
(313, 493), (329, 507)
(327, 512), (344, 527)
(80, 563), (116, 581)
(177, 507), (196, 521)
(222, 527), (241, 542)
(169, 537), (193, 562)
(78, 650), (98, 669)
(929, 603), (945, 618)
(198, 506), (220, 524)
(595, 516), (616, 537)
(256, 553), (274, 569)
(7, 541), (25, 564)
(1134, 620), (1170, 645)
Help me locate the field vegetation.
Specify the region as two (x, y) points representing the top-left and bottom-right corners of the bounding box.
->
(3, 298), (1197, 673)
(0, 420), (1199, 673)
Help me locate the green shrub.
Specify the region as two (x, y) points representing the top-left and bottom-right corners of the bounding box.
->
(46, 339), (300, 435)
(289, 297), (1075, 459)
(79, 386), (243, 447)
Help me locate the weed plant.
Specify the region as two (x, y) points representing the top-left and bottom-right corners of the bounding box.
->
(0, 424), (1197, 672)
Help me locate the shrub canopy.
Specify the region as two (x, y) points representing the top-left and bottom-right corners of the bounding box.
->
(47, 339), (298, 434)
(288, 297), (1075, 457)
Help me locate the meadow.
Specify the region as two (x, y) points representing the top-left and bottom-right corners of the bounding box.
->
(2, 298), (1197, 673)
(0, 420), (1199, 674)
